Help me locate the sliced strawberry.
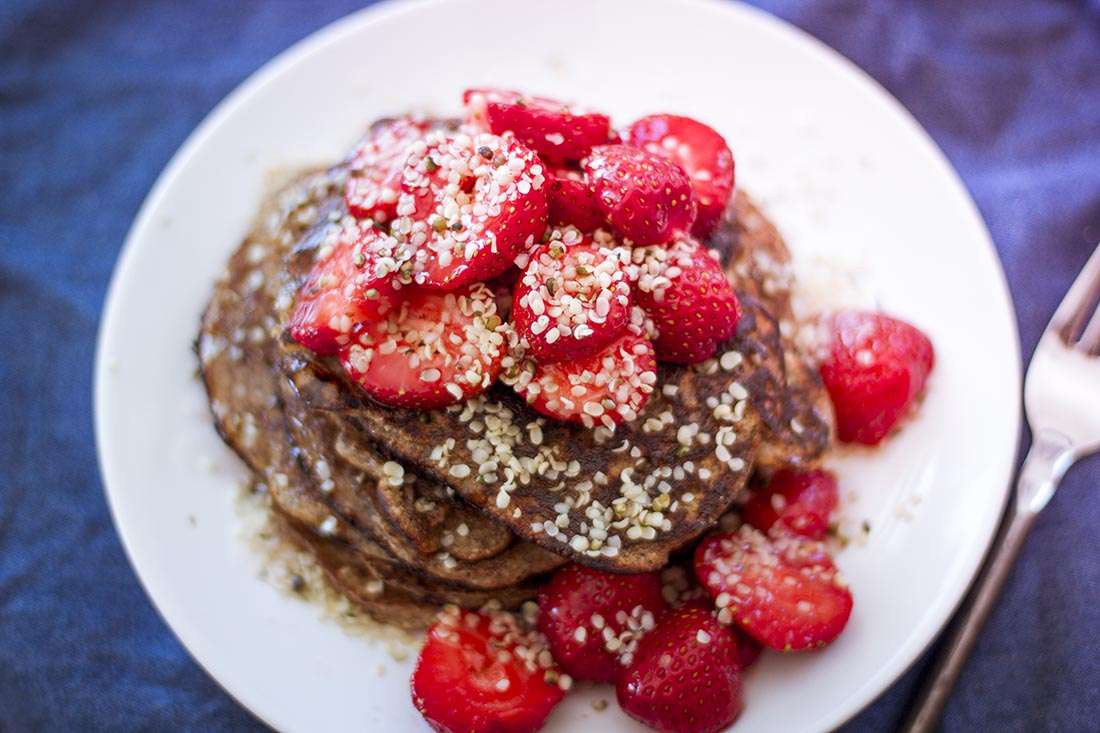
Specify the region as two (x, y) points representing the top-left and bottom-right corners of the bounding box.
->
(339, 283), (505, 409)
(741, 469), (839, 540)
(547, 165), (603, 231)
(510, 327), (657, 429)
(678, 596), (762, 670)
(631, 233), (741, 363)
(345, 117), (428, 223)
(412, 607), (566, 733)
(819, 311), (935, 445)
(537, 563), (666, 683)
(288, 222), (412, 355)
(617, 604), (744, 733)
(694, 526), (853, 651)
(393, 130), (548, 291)
(463, 88), (613, 164)
(513, 229), (632, 363)
(583, 144), (696, 246)
(627, 115), (735, 239)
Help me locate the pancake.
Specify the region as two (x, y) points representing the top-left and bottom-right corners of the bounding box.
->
(198, 119), (833, 626)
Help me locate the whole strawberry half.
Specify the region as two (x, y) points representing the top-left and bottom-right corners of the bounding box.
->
(819, 310), (935, 445)
(344, 116), (429, 223)
(741, 468), (839, 540)
(632, 233), (741, 364)
(339, 283), (505, 409)
(412, 608), (566, 733)
(512, 231), (632, 364)
(511, 329), (658, 429)
(537, 563), (667, 683)
(616, 605), (744, 733)
(397, 130), (548, 291)
(583, 144), (696, 245)
(464, 88), (614, 164)
(627, 114), (735, 239)
(694, 526), (853, 651)
(289, 221), (411, 356)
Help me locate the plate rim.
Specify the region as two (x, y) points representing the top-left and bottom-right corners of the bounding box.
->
(94, 0), (1023, 730)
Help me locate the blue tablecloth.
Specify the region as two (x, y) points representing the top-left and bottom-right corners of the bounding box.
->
(2, 1), (1097, 730)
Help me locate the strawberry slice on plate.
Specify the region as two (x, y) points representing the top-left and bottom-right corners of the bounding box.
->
(741, 468), (839, 540)
(289, 222), (412, 355)
(819, 310), (935, 445)
(345, 116), (428, 223)
(510, 328), (658, 429)
(339, 283), (505, 409)
(632, 233), (741, 364)
(513, 229), (632, 363)
(463, 88), (614, 164)
(616, 604), (744, 733)
(537, 563), (666, 683)
(395, 130), (548, 291)
(627, 114), (735, 239)
(583, 144), (696, 245)
(546, 165), (603, 231)
(694, 526), (853, 651)
(412, 607), (567, 733)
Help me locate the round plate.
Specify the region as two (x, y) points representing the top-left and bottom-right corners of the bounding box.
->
(95, 0), (1021, 730)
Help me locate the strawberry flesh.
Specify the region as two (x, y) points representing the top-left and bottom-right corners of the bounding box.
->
(616, 605), (744, 733)
(339, 283), (504, 409)
(289, 222), (412, 355)
(412, 608), (566, 733)
(464, 88), (613, 164)
(627, 114), (735, 239)
(510, 329), (658, 429)
(537, 563), (666, 683)
(694, 526), (853, 651)
(741, 469), (839, 540)
(512, 230), (632, 363)
(584, 144), (696, 245)
(819, 311), (935, 445)
(632, 233), (741, 364)
(396, 130), (548, 291)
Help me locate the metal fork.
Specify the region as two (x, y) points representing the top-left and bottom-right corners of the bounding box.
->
(901, 243), (1100, 733)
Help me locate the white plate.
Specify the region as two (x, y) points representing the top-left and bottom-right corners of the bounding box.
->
(94, 1), (1021, 731)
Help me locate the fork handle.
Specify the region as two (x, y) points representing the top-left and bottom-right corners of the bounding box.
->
(900, 432), (1075, 733)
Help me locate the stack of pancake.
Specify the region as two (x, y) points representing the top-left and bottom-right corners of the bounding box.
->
(198, 123), (833, 630)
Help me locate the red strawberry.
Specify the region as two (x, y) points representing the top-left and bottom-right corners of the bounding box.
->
(339, 283), (504, 409)
(546, 165), (604, 231)
(513, 230), (632, 363)
(345, 117), (428, 223)
(537, 563), (666, 683)
(395, 130), (548, 291)
(679, 596), (762, 670)
(694, 526), (853, 651)
(735, 632), (762, 670)
(741, 469), (839, 540)
(632, 233), (741, 363)
(819, 311), (935, 445)
(288, 222), (412, 355)
(464, 88), (613, 164)
(616, 605), (744, 733)
(412, 607), (566, 733)
(509, 327), (657, 429)
(583, 144), (696, 245)
(627, 115), (735, 239)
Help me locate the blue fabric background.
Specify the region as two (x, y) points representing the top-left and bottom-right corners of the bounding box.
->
(1, 1), (1097, 730)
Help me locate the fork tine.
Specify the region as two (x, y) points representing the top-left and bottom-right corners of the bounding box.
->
(1077, 299), (1100, 356)
(1054, 243), (1100, 346)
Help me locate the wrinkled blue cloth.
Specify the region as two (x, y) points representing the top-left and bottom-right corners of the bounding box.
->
(1, 1), (1097, 730)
